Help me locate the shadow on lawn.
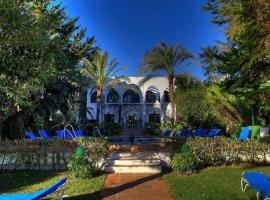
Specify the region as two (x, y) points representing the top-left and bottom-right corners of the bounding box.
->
(64, 191), (101, 200)
(0, 170), (60, 193)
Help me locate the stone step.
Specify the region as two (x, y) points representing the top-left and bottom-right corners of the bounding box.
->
(108, 151), (171, 160)
(106, 159), (160, 166)
(104, 165), (162, 173)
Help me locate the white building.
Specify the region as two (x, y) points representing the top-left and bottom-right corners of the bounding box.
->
(86, 77), (172, 128)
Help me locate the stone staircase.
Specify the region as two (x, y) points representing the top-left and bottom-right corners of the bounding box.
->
(104, 151), (171, 173)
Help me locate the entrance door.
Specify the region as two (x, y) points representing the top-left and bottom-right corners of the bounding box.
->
(127, 115), (138, 128)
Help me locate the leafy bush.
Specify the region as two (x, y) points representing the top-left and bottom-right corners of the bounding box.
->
(170, 137), (270, 172)
(76, 137), (109, 170)
(101, 122), (121, 136)
(0, 137), (108, 171)
(160, 122), (185, 133)
(160, 122), (174, 132)
(171, 153), (198, 174)
(67, 156), (94, 179)
(85, 121), (99, 136)
(260, 136), (270, 144)
(228, 123), (243, 138)
(143, 121), (160, 135)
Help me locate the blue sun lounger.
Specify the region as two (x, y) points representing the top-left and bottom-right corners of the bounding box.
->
(0, 178), (67, 200)
(56, 130), (74, 139)
(180, 129), (192, 137)
(39, 130), (59, 139)
(73, 130), (84, 137)
(194, 129), (208, 137)
(241, 172), (270, 200)
(238, 127), (250, 141)
(26, 131), (37, 140)
(163, 129), (172, 137)
(39, 130), (52, 139)
(207, 129), (221, 137)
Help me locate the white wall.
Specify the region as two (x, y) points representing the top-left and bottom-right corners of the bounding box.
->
(86, 77), (173, 125)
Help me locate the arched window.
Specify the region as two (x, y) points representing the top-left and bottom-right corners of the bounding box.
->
(91, 91), (97, 103)
(123, 89), (140, 103)
(163, 90), (170, 103)
(146, 90), (156, 103)
(107, 90), (119, 103)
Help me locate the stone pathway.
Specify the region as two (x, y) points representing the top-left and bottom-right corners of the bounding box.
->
(100, 173), (173, 200)
(120, 128), (144, 136)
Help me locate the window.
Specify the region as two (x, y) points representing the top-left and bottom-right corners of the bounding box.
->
(146, 90), (157, 103)
(107, 90), (119, 103)
(148, 114), (160, 124)
(104, 114), (114, 123)
(91, 91), (97, 103)
(163, 91), (170, 103)
(123, 90), (140, 103)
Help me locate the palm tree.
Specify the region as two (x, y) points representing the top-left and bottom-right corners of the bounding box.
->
(138, 43), (194, 122)
(80, 50), (129, 125)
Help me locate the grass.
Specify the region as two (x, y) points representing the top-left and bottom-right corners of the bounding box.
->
(0, 171), (106, 200)
(163, 165), (270, 200)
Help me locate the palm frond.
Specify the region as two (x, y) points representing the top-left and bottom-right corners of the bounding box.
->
(138, 42), (193, 78)
(80, 50), (129, 92)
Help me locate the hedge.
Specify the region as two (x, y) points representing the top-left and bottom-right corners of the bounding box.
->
(0, 137), (108, 171)
(171, 137), (270, 168)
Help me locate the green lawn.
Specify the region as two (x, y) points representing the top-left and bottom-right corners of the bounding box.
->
(164, 166), (270, 200)
(0, 171), (105, 200)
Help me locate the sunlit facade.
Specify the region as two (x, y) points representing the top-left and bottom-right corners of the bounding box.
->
(86, 77), (173, 128)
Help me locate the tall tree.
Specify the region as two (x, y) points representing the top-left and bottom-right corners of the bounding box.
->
(201, 0), (270, 125)
(80, 50), (129, 125)
(138, 43), (193, 122)
(0, 0), (96, 139)
(175, 73), (243, 131)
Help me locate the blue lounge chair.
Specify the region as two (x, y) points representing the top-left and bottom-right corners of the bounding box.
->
(56, 130), (74, 139)
(93, 127), (103, 137)
(207, 129), (221, 138)
(73, 130), (84, 137)
(26, 131), (37, 140)
(163, 130), (171, 137)
(0, 178), (67, 200)
(238, 127), (250, 141)
(194, 129), (208, 137)
(241, 172), (270, 200)
(180, 129), (192, 137)
(56, 130), (64, 138)
(39, 130), (59, 139)
(39, 130), (51, 139)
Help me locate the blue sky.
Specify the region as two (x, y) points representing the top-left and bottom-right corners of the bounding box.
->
(62, 0), (225, 79)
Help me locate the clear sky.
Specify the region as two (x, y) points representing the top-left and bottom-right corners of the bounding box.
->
(62, 0), (225, 79)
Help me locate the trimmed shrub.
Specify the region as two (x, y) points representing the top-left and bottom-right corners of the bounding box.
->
(0, 137), (108, 171)
(171, 153), (198, 174)
(101, 122), (121, 136)
(67, 156), (94, 179)
(170, 137), (270, 173)
(160, 122), (184, 132)
(143, 122), (160, 135)
(76, 137), (109, 170)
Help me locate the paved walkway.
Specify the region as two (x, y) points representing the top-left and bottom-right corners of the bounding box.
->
(100, 173), (173, 200)
(120, 128), (144, 136)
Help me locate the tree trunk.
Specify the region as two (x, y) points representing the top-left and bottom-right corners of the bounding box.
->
(168, 74), (175, 124)
(2, 111), (26, 140)
(96, 88), (103, 127)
